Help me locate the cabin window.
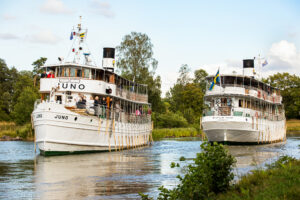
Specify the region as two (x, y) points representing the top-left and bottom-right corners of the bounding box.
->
(64, 68), (69, 77)
(247, 101), (250, 108)
(76, 69), (82, 77)
(70, 68), (76, 77)
(239, 99), (243, 107)
(83, 69), (90, 78)
(57, 68), (63, 77)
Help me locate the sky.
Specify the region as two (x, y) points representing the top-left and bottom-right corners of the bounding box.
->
(1, 0), (300, 96)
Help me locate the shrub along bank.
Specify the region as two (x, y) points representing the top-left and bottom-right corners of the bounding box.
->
(152, 127), (202, 140)
(286, 119), (300, 134)
(0, 122), (34, 141)
(216, 156), (300, 200)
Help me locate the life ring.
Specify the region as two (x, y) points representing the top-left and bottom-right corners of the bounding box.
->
(255, 112), (258, 118)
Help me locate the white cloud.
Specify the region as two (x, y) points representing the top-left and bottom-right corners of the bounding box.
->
(267, 40), (300, 73)
(91, 0), (115, 18)
(27, 30), (61, 44)
(2, 14), (16, 20)
(0, 33), (19, 40)
(40, 0), (73, 14)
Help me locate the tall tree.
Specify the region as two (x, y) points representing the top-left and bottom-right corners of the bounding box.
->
(263, 73), (300, 119)
(32, 57), (47, 76)
(116, 32), (163, 112)
(12, 87), (39, 125)
(0, 59), (18, 120)
(194, 69), (208, 93)
(32, 57), (47, 88)
(168, 66), (207, 124)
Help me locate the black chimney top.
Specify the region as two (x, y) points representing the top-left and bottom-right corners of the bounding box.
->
(103, 48), (115, 59)
(243, 59), (254, 68)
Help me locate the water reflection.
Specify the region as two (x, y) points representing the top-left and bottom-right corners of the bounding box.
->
(0, 136), (299, 200)
(34, 149), (155, 199)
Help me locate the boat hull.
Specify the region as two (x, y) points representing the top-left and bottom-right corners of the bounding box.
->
(202, 116), (286, 144)
(33, 102), (152, 156)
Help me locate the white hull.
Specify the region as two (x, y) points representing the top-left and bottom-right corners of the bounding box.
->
(33, 102), (152, 155)
(202, 116), (286, 144)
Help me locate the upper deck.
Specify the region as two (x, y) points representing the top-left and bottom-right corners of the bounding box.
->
(205, 75), (282, 104)
(40, 63), (148, 104)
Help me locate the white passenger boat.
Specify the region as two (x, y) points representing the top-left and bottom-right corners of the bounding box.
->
(202, 59), (286, 144)
(32, 18), (152, 156)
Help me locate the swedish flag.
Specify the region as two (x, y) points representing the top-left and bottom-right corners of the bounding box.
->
(209, 69), (220, 91)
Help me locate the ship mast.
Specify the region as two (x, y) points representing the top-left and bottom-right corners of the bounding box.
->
(66, 16), (92, 65)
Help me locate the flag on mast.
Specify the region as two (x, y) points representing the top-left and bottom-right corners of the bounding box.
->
(262, 60), (268, 67)
(209, 68), (220, 91)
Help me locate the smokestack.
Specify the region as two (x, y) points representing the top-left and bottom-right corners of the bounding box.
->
(102, 47), (115, 72)
(243, 59), (254, 77)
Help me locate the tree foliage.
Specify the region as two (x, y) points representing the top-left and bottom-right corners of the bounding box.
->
(263, 73), (300, 119)
(0, 59), (18, 121)
(12, 87), (39, 125)
(167, 65), (206, 124)
(0, 58), (40, 124)
(116, 32), (163, 112)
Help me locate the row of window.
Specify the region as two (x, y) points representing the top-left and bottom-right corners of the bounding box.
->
(57, 68), (90, 78)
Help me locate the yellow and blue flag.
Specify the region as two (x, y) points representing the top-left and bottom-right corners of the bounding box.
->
(209, 69), (220, 91)
(80, 32), (85, 38)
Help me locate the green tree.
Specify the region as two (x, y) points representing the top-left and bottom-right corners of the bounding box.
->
(32, 57), (47, 88)
(167, 66), (207, 124)
(12, 70), (37, 108)
(193, 69), (208, 93)
(12, 87), (39, 125)
(263, 73), (300, 119)
(0, 59), (18, 120)
(32, 57), (47, 76)
(116, 32), (163, 112)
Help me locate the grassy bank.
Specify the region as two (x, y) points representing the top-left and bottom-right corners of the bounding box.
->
(216, 157), (300, 200)
(0, 122), (34, 141)
(286, 119), (300, 134)
(152, 127), (202, 140)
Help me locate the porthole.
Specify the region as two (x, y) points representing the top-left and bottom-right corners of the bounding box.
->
(74, 117), (78, 121)
(90, 119), (93, 122)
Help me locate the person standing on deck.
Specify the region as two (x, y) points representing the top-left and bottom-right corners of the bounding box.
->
(94, 96), (100, 117)
(101, 97), (107, 118)
(115, 100), (120, 122)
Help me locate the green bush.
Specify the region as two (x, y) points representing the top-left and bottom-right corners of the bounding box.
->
(152, 127), (198, 140)
(141, 142), (236, 200)
(154, 112), (188, 128)
(16, 123), (33, 139)
(217, 156), (300, 200)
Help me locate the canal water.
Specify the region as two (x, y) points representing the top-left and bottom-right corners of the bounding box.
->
(0, 136), (299, 200)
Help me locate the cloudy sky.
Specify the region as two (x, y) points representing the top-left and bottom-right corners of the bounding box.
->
(1, 0), (300, 95)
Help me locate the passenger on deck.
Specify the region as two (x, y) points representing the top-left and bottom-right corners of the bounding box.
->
(115, 100), (120, 121)
(86, 96), (94, 115)
(94, 96), (100, 116)
(47, 71), (55, 78)
(41, 71), (47, 78)
(101, 97), (107, 118)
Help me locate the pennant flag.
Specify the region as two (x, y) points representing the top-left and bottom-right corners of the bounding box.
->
(80, 32), (85, 38)
(70, 32), (73, 40)
(262, 60), (268, 67)
(209, 69), (220, 91)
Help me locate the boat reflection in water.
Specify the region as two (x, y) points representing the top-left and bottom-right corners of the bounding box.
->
(34, 149), (155, 199)
(226, 142), (286, 177)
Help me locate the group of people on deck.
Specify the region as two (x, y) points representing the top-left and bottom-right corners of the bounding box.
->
(41, 70), (55, 78)
(74, 93), (151, 122)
